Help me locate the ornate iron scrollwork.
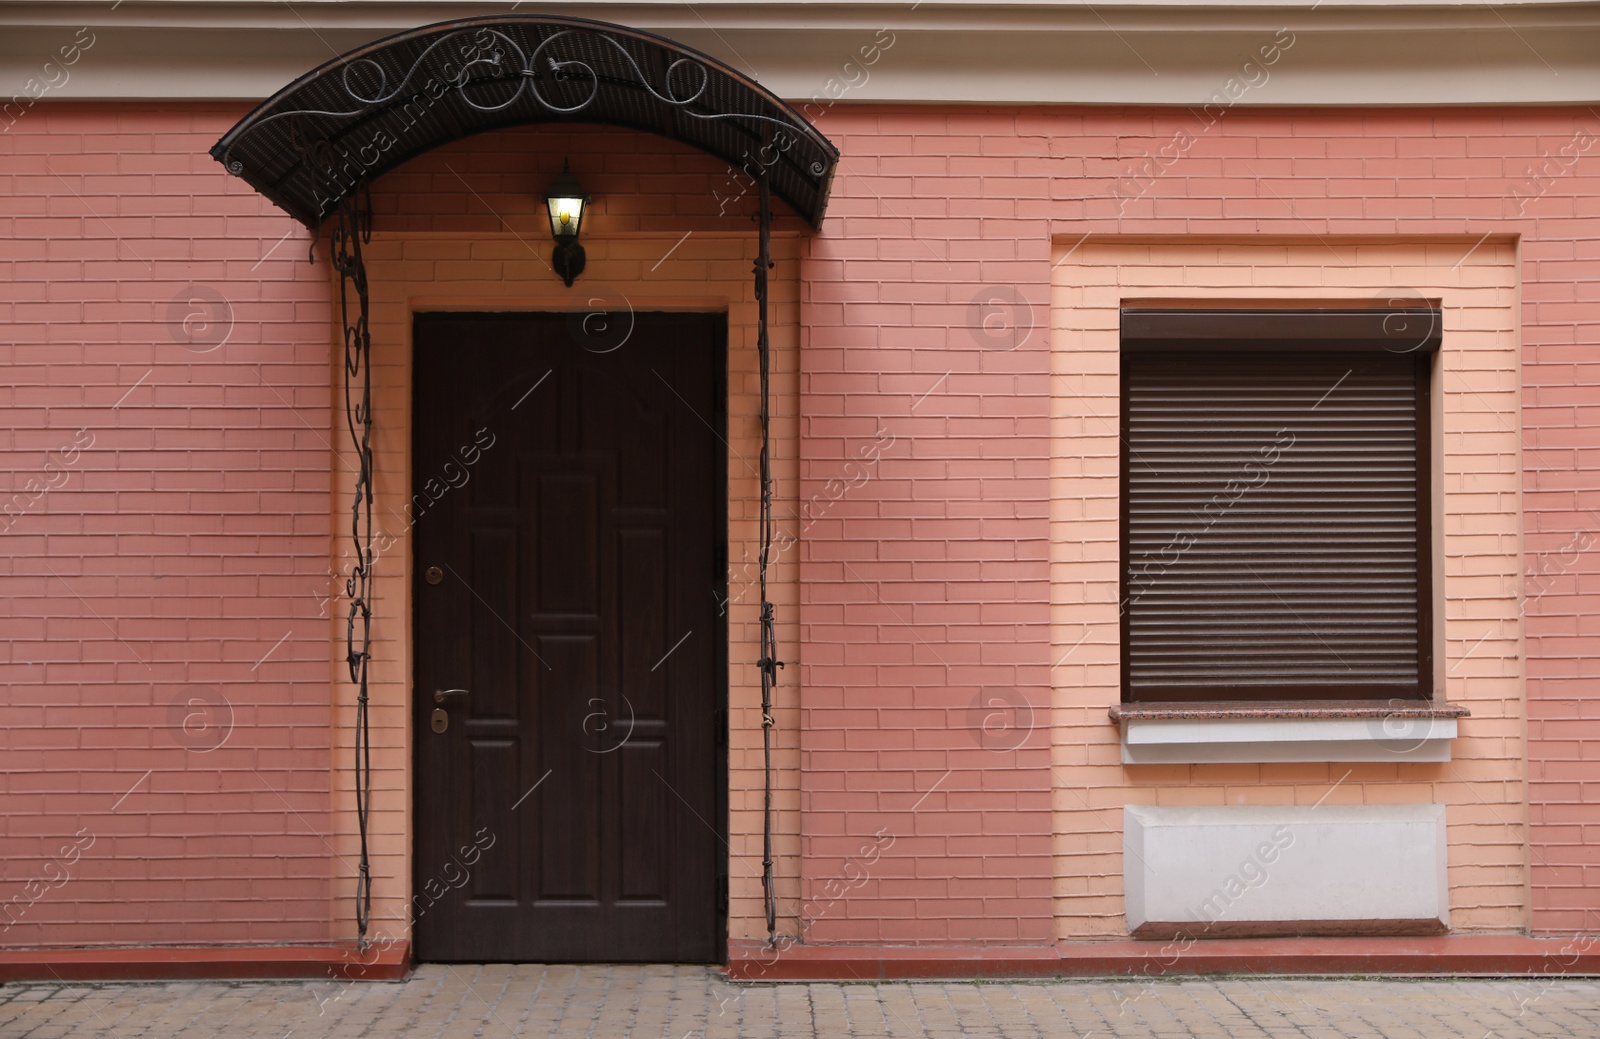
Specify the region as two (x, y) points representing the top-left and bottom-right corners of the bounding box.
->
(330, 187), (376, 950)
(234, 16), (823, 950)
(245, 26), (822, 153)
(210, 17), (839, 231)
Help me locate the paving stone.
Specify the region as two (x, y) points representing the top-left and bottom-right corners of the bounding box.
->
(0, 967), (1598, 1038)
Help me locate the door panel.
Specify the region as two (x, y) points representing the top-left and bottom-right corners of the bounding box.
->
(412, 312), (724, 962)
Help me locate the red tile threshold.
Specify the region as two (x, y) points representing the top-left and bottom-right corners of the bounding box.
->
(727, 943), (1061, 982)
(726, 934), (1600, 981)
(0, 941), (411, 982)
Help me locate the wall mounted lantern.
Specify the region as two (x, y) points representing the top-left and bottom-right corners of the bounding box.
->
(543, 161), (589, 287)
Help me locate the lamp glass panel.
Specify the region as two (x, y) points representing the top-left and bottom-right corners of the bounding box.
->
(547, 196), (584, 239)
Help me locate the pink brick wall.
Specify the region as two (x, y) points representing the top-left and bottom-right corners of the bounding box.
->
(0, 104), (335, 946)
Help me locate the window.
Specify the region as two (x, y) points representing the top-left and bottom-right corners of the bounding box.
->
(1119, 308), (1439, 703)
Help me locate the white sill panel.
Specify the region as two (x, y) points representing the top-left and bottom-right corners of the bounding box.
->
(1120, 715), (1458, 764)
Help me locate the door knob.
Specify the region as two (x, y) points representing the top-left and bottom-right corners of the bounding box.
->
(433, 688), (470, 705)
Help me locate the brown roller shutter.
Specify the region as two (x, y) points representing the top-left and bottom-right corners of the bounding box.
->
(1120, 343), (1432, 703)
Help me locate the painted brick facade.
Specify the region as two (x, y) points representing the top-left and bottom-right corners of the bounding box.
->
(797, 106), (1599, 942)
(0, 99), (1596, 955)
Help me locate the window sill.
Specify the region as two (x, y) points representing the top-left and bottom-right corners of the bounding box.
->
(1108, 700), (1469, 764)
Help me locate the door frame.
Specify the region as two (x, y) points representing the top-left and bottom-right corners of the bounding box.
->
(406, 308), (730, 963)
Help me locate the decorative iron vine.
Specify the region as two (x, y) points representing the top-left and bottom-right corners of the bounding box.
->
(330, 187), (377, 950)
(753, 172), (783, 942)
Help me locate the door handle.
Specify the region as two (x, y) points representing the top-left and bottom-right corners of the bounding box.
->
(433, 688), (470, 706)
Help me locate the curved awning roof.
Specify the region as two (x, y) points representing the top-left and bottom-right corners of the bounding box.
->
(210, 14), (839, 230)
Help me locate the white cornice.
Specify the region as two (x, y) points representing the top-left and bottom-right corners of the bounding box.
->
(2, 2), (1597, 105)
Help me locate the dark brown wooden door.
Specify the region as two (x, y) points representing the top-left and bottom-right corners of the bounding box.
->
(412, 312), (724, 962)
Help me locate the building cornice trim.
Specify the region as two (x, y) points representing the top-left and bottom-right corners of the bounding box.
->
(4, 3), (1598, 105)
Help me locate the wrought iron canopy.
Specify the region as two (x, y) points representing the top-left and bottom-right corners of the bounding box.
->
(210, 14), (839, 229)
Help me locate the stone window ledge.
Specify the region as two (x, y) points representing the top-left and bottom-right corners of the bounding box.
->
(1108, 701), (1469, 764)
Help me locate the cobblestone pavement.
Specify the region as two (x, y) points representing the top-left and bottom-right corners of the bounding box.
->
(2, 965), (1599, 1038)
